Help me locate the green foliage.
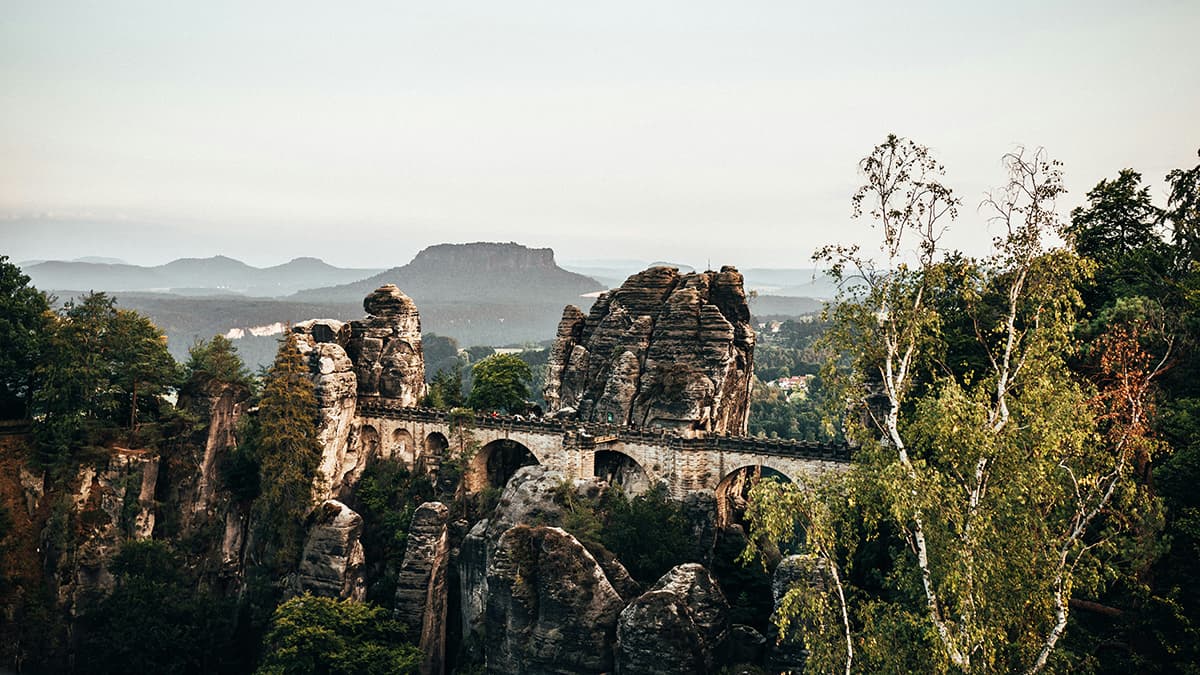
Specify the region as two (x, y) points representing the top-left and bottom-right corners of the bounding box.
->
(748, 376), (840, 442)
(185, 334), (254, 395)
(466, 353), (532, 413)
(0, 256), (50, 419)
(744, 475), (856, 674)
(748, 137), (1175, 673)
(1067, 169), (1170, 310)
(77, 540), (237, 674)
(600, 484), (693, 584)
(354, 461), (435, 604)
(422, 364), (465, 410)
(255, 595), (420, 675)
(249, 334), (323, 573)
(32, 292), (179, 469)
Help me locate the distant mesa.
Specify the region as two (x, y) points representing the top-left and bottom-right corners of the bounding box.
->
(296, 242), (604, 304)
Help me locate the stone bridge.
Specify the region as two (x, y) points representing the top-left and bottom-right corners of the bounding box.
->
(355, 398), (851, 523)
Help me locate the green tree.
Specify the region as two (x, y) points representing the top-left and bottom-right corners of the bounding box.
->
(750, 138), (1163, 673)
(185, 334), (253, 395)
(32, 293), (178, 467)
(77, 540), (237, 674)
(466, 353), (532, 413)
(600, 484), (693, 584)
(107, 308), (179, 430)
(250, 334), (323, 572)
(1067, 169), (1169, 310)
(421, 364), (464, 410)
(256, 595), (419, 675)
(0, 256), (49, 418)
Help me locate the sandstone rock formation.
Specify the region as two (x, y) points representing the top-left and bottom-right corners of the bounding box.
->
(292, 286), (428, 501)
(615, 563), (730, 675)
(459, 466), (640, 669)
(485, 525), (626, 675)
(394, 502), (450, 675)
(345, 284), (425, 404)
(544, 266), (755, 434)
(291, 499), (366, 601)
(293, 320), (360, 500)
(44, 454), (159, 616)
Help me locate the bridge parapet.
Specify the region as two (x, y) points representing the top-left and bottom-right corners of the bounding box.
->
(356, 398), (851, 463)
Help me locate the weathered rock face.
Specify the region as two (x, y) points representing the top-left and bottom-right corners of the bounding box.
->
(394, 502), (450, 675)
(293, 320), (360, 500)
(485, 525), (625, 675)
(345, 284), (425, 404)
(544, 266), (755, 435)
(681, 492), (719, 566)
(458, 466), (639, 668)
(46, 455), (159, 616)
(291, 499), (366, 601)
(615, 563), (730, 675)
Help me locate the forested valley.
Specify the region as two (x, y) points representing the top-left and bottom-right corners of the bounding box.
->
(0, 139), (1198, 673)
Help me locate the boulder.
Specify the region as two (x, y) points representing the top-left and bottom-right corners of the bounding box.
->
(292, 500), (366, 601)
(485, 525), (625, 674)
(459, 466), (639, 665)
(725, 624), (767, 669)
(543, 266), (754, 435)
(615, 563), (730, 675)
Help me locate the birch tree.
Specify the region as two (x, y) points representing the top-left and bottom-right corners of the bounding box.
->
(748, 137), (1165, 673)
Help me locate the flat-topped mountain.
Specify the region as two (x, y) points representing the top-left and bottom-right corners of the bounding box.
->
(21, 255), (382, 297)
(297, 242), (603, 304)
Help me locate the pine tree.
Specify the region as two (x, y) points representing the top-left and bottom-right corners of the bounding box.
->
(250, 333), (322, 573)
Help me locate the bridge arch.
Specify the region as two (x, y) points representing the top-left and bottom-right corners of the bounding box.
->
(715, 464), (792, 529)
(466, 438), (540, 492)
(358, 424), (381, 457)
(391, 428), (415, 464)
(593, 449), (650, 495)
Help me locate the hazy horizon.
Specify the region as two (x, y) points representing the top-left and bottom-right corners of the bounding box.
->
(3, 1), (1199, 269)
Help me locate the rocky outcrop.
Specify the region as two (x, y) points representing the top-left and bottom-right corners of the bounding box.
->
(47, 454), (158, 615)
(485, 525), (625, 675)
(194, 384), (245, 511)
(543, 266), (755, 435)
(345, 285), (425, 404)
(458, 466), (639, 669)
(394, 502), (450, 675)
(681, 492), (718, 565)
(292, 287), (428, 500)
(291, 500), (366, 601)
(615, 563), (730, 675)
(293, 320), (360, 500)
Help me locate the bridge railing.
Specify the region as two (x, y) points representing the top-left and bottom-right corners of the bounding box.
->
(356, 397), (851, 462)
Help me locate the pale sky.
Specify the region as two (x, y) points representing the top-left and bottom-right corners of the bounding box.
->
(2, 1), (1198, 269)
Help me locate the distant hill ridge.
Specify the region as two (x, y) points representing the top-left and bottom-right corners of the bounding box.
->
(20, 255), (383, 297)
(297, 242), (604, 303)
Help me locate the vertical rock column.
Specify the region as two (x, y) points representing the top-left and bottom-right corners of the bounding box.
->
(543, 266), (754, 435)
(394, 502), (451, 675)
(345, 284), (426, 405)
